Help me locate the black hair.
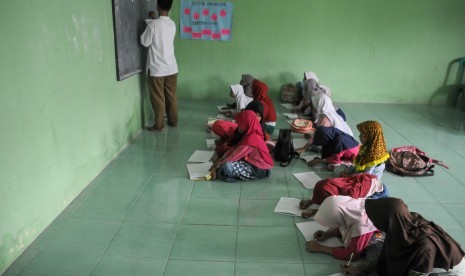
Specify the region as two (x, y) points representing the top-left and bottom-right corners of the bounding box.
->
(158, 0), (173, 11)
(245, 100), (264, 121)
(245, 101), (267, 140)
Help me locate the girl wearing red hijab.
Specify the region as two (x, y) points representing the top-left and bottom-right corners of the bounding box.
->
(209, 110), (274, 182)
(240, 74), (277, 135)
(299, 173), (387, 218)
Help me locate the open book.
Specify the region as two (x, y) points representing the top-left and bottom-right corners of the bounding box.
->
(293, 172), (322, 189)
(296, 221), (343, 247)
(186, 162), (213, 180)
(299, 153), (318, 163)
(283, 112), (299, 120)
(280, 103), (294, 110)
(274, 197), (319, 217)
(188, 150), (214, 163)
(293, 138), (308, 149)
(206, 139), (216, 149)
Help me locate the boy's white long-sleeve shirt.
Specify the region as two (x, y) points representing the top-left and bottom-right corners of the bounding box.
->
(140, 16), (178, 77)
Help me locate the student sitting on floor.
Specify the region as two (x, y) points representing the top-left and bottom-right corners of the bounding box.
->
(221, 84), (253, 117)
(341, 197), (465, 276)
(209, 110), (274, 182)
(339, 120), (389, 180)
(297, 93), (354, 154)
(306, 196), (378, 261)
(300, 126), (359, 170)
(212, 101), (271, 158)
(294, 71), (321, 116)
(299, 173), (388, 218)
(305, 78), (346, 122)
(240, 74), (277, 135)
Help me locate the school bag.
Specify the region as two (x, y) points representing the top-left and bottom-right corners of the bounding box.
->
(280, 83), (299, 103)
(386, 146), (449, 176)
(274, 129), (300, 167)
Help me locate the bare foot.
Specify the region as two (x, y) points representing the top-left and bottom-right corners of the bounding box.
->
(147, 126), (165, 132)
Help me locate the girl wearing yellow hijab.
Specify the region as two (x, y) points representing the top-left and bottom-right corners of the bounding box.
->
(352, 121), (390, 179)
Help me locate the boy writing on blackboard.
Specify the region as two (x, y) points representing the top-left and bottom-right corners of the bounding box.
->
(140, 0), (178, 131)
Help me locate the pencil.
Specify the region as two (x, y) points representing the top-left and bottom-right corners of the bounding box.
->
(346, 252), (354, 267)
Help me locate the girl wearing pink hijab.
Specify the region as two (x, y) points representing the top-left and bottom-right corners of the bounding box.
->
(306, 196), (378, 261)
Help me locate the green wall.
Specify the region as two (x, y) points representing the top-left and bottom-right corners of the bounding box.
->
(1, 0), (465, 273)
(0, 0), (144, 272)
(174, 0), (465, 104)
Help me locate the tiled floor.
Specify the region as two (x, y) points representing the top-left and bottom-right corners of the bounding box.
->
(4, 100), (465, 276)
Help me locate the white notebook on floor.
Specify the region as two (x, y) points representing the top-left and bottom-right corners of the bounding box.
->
(186, 162), (213, 180)
(274, 197), (303, 216)
(274, 197), (319, 217)
(299, 153), (318, 163)
(206, 139), (216, 149)
(293, 172), (322, 189)
(296, 221), (343, 247)
(188, 150), (214, 163)
(283, 112), (299, 119)
(280, 103), (294, 110)
(293, 138), (308, 149)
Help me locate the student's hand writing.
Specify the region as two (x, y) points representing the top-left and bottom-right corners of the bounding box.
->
(339, 264), (359, 275)
(301, 209), (317, 218)
(306, 240), (322, 252)
(313, 230), (327, 241)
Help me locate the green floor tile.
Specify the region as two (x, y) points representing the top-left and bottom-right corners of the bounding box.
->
(191, 181), (241, 199)
(238, 199), (294, 227)
(41, 218), (121, 254)
(170, 225), (236, 261)
(92, 172), (151, 195)
(303, 263), (342, 276)
(183, 197), (239, 225)
(442, 204), (465, 229)
(91, 255), (166, 276)
(163, 260), (234, 276)
(105, 221), (178, 258)
(240, 178), (289, 200)
(406, 202), (463, 230)
(235, 262), (305, 276)
(422, 181), (465, 204)
(236, 226), (301, 263)
(128, 197), (188, 224)
(20, 250), (101, 276)
(72, 192), (139, 220)
(385, 181), (437, 203)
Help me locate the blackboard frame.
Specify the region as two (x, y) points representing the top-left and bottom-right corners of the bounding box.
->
(111, 0), (157, 81)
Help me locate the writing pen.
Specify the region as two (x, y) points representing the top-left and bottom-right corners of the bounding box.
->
(345, 252), (354, 268)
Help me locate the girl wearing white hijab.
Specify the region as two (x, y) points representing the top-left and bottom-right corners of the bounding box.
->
(313, 93), (353, 136)
(230, 84), (253, 111)
(295, 71), (338, 119)
(306, 195), (378, 261)
(296, 93), (353, 154)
